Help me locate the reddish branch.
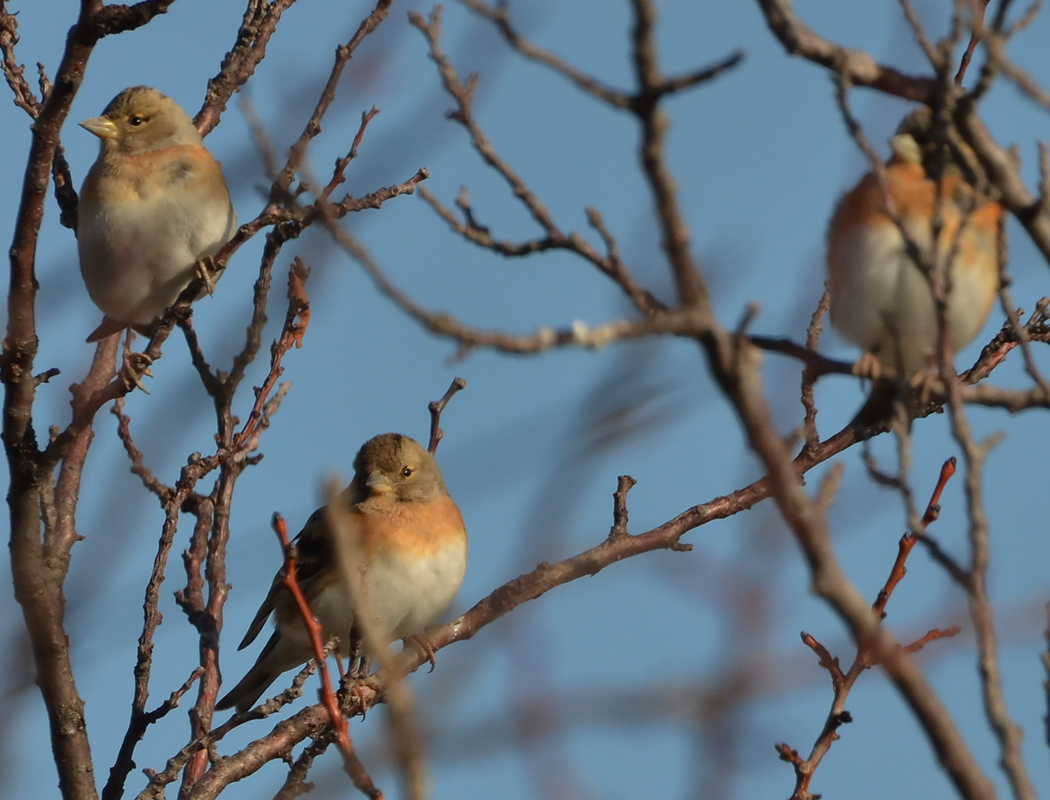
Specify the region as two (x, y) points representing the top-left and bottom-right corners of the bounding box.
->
(174, 252), (313, 791)
(319, 106), (382, 202)
(271, 513), (343, 731)
(776, 460), (964, 800)
(271, 513), (382, 799)
(873, 458), (957, 617)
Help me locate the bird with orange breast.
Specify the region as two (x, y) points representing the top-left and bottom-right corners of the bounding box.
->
(77, 86), (237, 343)
(826, 110), (1003, 424)
(217, 433), (468, 713)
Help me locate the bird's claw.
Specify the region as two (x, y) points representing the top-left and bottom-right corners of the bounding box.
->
(120, 351), (154, 393)
(339, 677), (371, 719)
(195, 257), (217, 296)
(852, 352), (886, 381)
(406, 634), (438, 673)
(910, 368), (944, 406)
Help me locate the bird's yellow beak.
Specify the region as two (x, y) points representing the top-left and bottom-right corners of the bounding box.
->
(889, 133), (921, 165)
(79, 116), (119, 139)
(366, 472), (393, 494)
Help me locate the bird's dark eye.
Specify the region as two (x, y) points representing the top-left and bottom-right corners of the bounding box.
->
(401, 466), (414, 478)
(128, 115), (146, 126)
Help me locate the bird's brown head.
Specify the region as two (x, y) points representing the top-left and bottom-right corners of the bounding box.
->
(891, 106), (992, 198)
(351, 433), (448, 503)
(79, 86), (202, 155)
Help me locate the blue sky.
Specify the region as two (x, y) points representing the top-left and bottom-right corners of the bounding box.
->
(2, 2), (1049, 799)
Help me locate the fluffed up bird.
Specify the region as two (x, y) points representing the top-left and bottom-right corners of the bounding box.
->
(825, 109), (1002, 424)
(216, 433), (468, 713)
(77, 86), (237, 343)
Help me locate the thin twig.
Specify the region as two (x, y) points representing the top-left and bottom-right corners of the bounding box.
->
(409, 8), (660, 315)
(427, 378), (466, 454)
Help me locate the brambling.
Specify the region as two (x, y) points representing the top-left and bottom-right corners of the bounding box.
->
(826, 111), (1002, 410)
(216, 433), (468, 713)
(77, 86), (237, 343)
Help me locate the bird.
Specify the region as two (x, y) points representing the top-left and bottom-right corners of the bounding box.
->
(825, 110), (1002, 423)
(77, 86), (237, 343)
(216, 433), (468, 713)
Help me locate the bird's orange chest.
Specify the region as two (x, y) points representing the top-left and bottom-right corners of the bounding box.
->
(89, 144), (202, 204)
(830, 161), (1001, 272)
(831, 162), (935, 232)
(356, 495), (466, 560)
